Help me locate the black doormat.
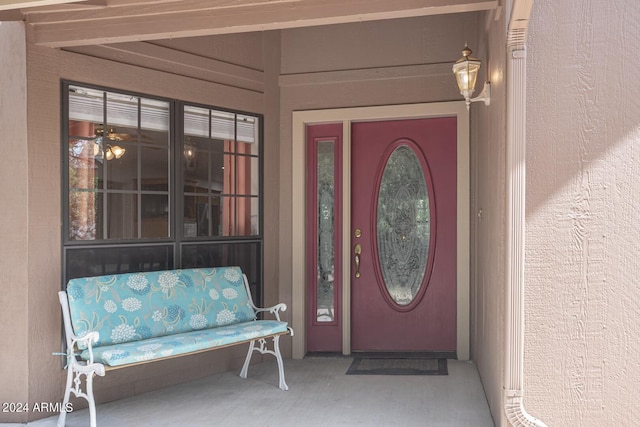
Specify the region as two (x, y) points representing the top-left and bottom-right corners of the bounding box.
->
(346, 357), (448, 376)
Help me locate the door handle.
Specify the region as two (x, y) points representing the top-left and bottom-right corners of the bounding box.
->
(354, 243), (362, 278)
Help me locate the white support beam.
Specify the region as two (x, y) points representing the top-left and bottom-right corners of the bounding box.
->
(503, 0), (547, 426)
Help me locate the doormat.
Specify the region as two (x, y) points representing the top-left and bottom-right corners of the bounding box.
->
(346, 357), (448, 376)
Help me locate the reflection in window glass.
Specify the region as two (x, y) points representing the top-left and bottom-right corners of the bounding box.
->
(182, 106), (260, 238)
(67, 85), (170, 241)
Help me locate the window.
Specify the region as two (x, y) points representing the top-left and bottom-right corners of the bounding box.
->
(63, 82), (263, 300)
(67, 85), (172, 240)
(182, 106), (260, 238)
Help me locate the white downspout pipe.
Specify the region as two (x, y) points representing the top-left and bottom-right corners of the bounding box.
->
(504, 0), (547, 425)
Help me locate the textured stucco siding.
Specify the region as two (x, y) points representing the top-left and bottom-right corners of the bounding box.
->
(526, 0), (640, 425)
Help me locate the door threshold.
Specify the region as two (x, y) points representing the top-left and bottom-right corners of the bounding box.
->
(304, 351), (352, 359)
(351, 351), (457, 359)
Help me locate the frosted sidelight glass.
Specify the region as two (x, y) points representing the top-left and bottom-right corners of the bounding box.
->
(317, 141), (335, 321)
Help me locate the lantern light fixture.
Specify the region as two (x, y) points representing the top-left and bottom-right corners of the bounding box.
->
(452, 44), (491, 110)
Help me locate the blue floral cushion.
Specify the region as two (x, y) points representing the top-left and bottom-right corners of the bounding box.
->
(80, 320), (289, 367)
(66, 267), (257, 348)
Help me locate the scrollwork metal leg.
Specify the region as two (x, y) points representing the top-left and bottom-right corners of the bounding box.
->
(272, 335), (288, 391)
(57, 361), (104, 427)
(57, 367), (74, 427)
(238, 335), (289, 390)
(86, 373), (98, 427)
(239, 340), (256, 379)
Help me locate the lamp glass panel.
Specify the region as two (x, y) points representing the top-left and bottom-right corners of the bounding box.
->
(453, 60), (480, 93)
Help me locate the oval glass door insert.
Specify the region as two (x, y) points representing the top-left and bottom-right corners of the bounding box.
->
(376, 145), (430, 306)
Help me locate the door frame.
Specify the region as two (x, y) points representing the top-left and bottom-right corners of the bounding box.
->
(291, 101), (470, 360)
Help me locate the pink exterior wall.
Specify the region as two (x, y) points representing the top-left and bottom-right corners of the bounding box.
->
(525, 0), (640, 425)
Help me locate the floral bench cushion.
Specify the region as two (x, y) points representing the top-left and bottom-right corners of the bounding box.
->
(66, 267), (258, 349)
(81, 319), (288, 367)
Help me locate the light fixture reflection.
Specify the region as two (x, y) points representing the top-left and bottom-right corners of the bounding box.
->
(93, 125), (126, 161)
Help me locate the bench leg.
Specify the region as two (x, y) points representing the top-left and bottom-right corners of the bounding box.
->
(86, 372), (98, 427)
(239, 336), (289, 391)
(239, 340), (255, 379)
(57, 366), (73, 427)
(58, 362), (104, 427)
(272, 335), (289, 391)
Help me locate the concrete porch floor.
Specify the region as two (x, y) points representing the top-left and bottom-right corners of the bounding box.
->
(7, 357), (494, 426)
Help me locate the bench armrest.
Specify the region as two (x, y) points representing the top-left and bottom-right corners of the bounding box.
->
(72, 332), (100, 364)
(254, 303), (287, 321)
(242, 274), (289, 322)
(58, 291), (104, 374)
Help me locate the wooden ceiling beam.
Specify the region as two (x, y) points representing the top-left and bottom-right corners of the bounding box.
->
(28, 0), (497, 47)
(0, 0), (99, 12)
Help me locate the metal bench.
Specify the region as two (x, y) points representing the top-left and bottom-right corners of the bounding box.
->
(56, 266), (292, 427)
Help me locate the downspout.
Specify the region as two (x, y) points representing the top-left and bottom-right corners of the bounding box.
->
(504, 0), (547, 425)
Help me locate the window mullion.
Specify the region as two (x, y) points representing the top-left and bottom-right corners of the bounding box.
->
(102, 91), (108, 240)
(137, 97), (142, 239)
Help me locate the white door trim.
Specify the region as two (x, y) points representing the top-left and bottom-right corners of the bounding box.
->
(291, 101), (470, 360)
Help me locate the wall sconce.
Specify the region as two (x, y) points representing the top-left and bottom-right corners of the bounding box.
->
(452, 45), (491, 110)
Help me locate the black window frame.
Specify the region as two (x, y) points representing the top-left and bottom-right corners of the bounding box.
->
(61, 80), (264, 305)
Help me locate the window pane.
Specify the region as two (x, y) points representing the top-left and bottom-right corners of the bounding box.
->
(220, 196), (235, 236)
(106, 141), (136, 190)
(181, 105), (260, 238)
(106, 91), (138, 129)
(183, 194), (210, 237)
(141, 146), (169, 191)
(181, 242), (260, 281)
(251, 197), (259, 235)
(377, 146), (430, 306)
(69, 190), (102, 240)
(237, 114), (259, 154)
(317, 140), (335, 322)
(140, 99), (170, 146)
(184, 105), (210, 138)
(211, 110), (235, 141)
(106, 192), (137, 239)
(65, 245), (173, 279)
(235, 155), (258, 196)
(221, 154), (234, 194)
(68, 137), (102, 191)
(141, 194), (169, 238)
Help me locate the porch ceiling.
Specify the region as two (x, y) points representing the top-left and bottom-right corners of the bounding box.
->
(1, 0), (497, 48)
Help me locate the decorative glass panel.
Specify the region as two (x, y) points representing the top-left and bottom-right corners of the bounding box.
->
(317, 141), (335, 322)
(377, 145), (430, 306)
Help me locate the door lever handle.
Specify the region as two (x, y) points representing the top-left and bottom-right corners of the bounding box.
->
(354, 243), (362, 278)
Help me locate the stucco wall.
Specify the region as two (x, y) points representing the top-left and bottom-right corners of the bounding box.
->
(526, 0), (640, 425)
(0, 22), (29, 424)
(8, 26), (281, 422)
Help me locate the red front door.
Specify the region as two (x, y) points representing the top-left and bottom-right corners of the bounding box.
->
(351, 118), (457, 352)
